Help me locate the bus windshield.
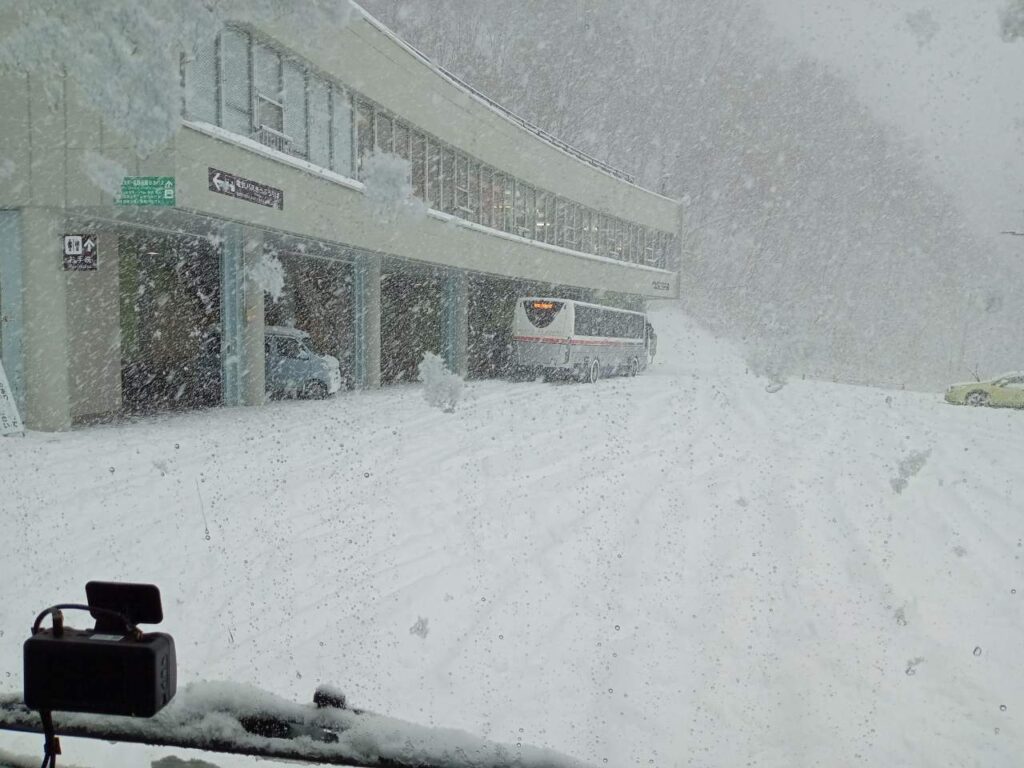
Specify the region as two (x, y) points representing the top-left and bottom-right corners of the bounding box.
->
(523, 300), (564, 328)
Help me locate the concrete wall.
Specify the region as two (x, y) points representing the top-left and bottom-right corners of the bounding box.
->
(0, 73), (154, 212)
(67, 231), (121, 420)
(20, 208), (71, 430)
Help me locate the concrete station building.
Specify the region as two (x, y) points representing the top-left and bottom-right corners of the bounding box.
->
(0, 4), (681, 431)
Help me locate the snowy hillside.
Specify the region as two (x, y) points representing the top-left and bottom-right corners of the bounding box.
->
(1, 307), (1023, 767)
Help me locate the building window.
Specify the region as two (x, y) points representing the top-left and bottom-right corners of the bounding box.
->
(545, 195), (556, 245)
(188, 34), (218, 123)
(255, 45), (290, 152)
(256, 42), (284, 131)
(643, 228), (655, 265)
(455, 154), (471, 217)
(601, 216), (612, 258)
(489, 174), (501, 231)
(527, 187), (539, 239)
(307, 75), (330, 167)
(554, 198), (566, 248)
(479, 167), (493, 228)
(394, 121), (410, 161)
(427, 139), (442, 210)
(527, 186), (539, 239)
(256, 91), (284, 135)
(411, 131), (427, 200)
(331, 86), (353, 177)
(570, 202), (581, 249)
(221, 28), (251, 136)
(664, 234), (676, 269)
(536, 192), (549, 242)
(255, 43), (281, 115)
(502, 175), (515, 232)
(441, 148), (456, 214)
(578, 208), (591, 254)
(282, 61), (305, 156)
(513, 181), (526, 238)
(355, 100), (373, 178)
(467, 161), (480, 223)
(557, 200), (579, 250)
(376, 112), (393, 153)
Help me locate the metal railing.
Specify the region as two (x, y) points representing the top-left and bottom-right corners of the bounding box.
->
(253, 125), (296, 156)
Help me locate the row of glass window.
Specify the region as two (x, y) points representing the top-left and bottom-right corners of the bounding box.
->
(189, 27), (353, 176)
(186, 27), (675, 270)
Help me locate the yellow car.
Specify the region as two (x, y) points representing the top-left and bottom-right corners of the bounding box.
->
(945, 372), (1024, 408)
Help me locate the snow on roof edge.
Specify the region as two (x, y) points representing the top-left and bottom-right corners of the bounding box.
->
(347, 1), (680, 206)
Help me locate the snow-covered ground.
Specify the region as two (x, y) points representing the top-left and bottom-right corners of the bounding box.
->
(1, 306), (1023, 767)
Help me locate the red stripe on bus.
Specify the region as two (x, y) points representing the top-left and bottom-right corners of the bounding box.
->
(513, 335), (569, 345)
(569, 339), (644, 347)
(515, 336), (644, 347)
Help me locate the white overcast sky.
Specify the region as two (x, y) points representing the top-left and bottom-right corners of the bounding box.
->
(759, 0), (1024, 245)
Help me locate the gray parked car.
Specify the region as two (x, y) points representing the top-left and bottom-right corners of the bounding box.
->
(264, 326), (342, 400)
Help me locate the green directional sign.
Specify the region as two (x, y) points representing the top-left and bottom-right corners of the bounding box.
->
(116, 176), (176, 206)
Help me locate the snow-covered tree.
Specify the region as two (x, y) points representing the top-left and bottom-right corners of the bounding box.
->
(1002, 0), (1024, 40)
(0, 0), (352, 155)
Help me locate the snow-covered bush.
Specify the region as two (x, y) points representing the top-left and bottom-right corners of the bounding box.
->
(361, 150), (427, 223)
(417, 352), (462, 414)
(745, 331), (816, 392)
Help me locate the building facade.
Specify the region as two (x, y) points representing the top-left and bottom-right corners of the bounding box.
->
(0, 5), (681, 431)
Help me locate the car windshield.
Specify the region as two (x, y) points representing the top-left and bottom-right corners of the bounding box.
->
(1, 2), (1023, 768)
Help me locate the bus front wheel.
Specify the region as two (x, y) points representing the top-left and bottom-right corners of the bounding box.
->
(628, 357), (640, 377)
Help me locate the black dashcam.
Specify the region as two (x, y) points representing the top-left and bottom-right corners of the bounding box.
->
(24, 582), (176, 717)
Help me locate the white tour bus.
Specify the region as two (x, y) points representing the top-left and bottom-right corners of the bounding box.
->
(512, 297), (656, 383)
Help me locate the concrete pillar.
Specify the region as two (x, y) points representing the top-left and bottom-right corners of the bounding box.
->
(354, 253), (381, 389)
(443, 271), (469, 377)
(67, 231), (121, 420)
(0, 210), (25, 416)
(20, 208), (72, 430)
(220, 223), (244, 406)
(241, 231), (266, 406)
(221, 223), (266, 407)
